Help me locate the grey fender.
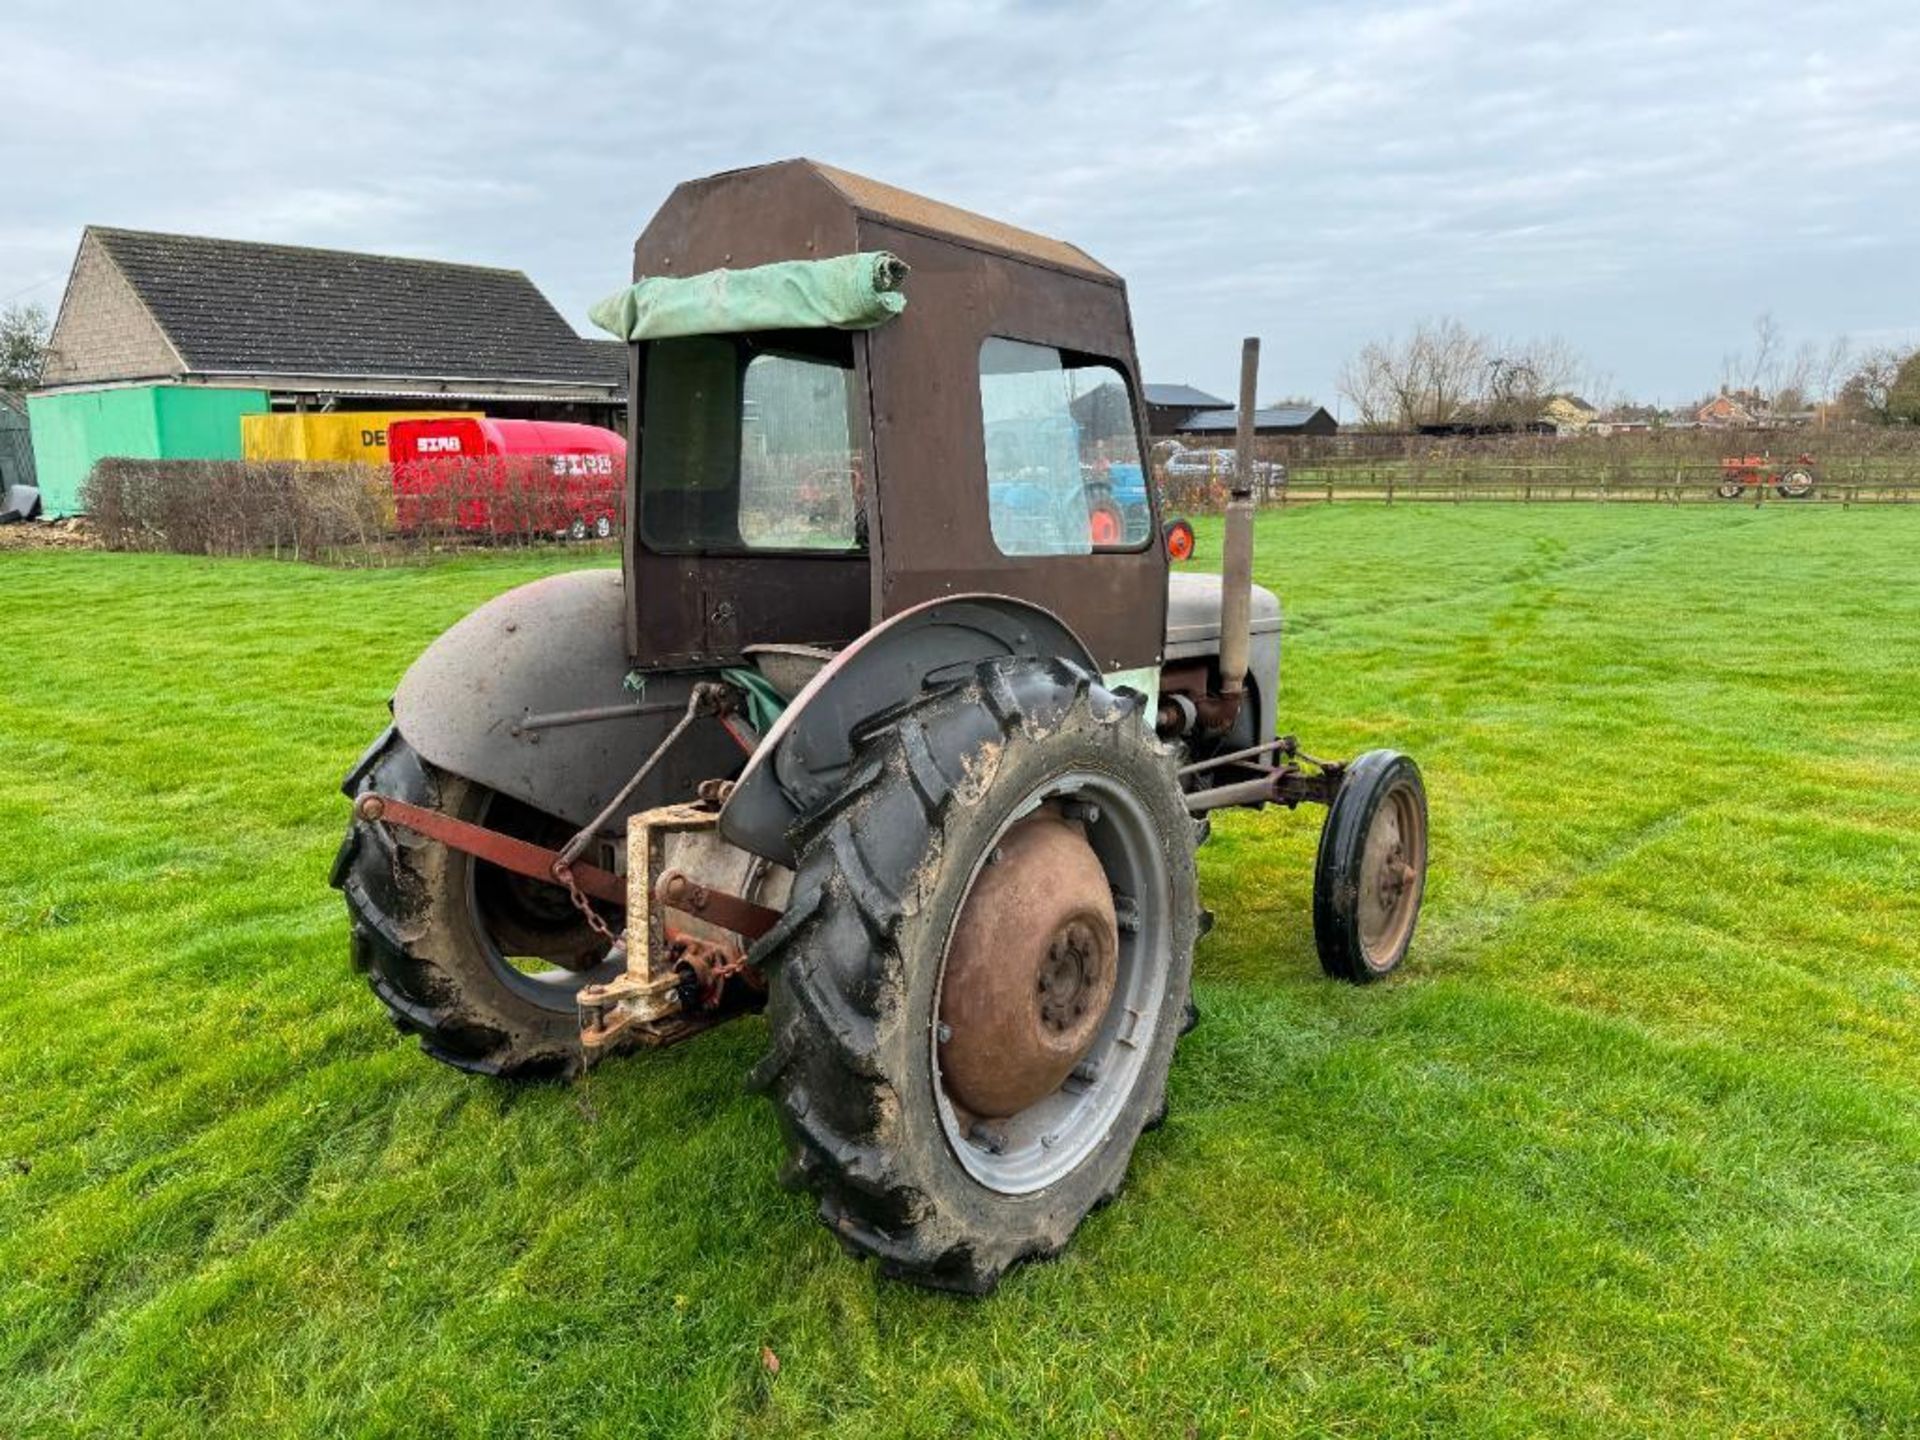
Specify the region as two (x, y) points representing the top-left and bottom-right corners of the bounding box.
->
(391, 569), (739, 829)
(719, 594), (1100, 865)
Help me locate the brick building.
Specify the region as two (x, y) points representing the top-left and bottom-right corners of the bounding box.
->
(29, 227), (624, 514)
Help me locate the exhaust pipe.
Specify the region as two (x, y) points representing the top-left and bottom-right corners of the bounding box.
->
(1217, 337), (1259, 716)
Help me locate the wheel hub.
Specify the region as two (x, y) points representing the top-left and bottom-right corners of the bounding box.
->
(1358, 787), (1422, 961)
(938, 813), (1118, 1120)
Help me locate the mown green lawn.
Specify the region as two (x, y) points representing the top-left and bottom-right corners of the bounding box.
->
(2, 506), (1916, 1438)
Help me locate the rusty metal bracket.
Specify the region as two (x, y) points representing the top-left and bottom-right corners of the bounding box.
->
(353, 792), (625, 905)
(1184, 759), (1345, 814)
(577, 964), (683, 1051)
(655, 869), (782, 941)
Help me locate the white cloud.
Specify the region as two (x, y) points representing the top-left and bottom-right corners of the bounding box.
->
(3, 0), (1916, 403)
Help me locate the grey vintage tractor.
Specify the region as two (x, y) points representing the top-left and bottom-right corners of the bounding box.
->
(332, 161), (1428, 1292)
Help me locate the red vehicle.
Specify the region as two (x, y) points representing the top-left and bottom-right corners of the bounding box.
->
(389, 417), (626, 538)
(1716, 450), (1818, 500)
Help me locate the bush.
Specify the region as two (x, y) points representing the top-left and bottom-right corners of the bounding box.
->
(81, 458), (625, 561)
(83, 459), (391, 559)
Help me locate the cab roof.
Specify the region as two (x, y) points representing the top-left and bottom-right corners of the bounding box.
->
(634, 159), (1119, 284)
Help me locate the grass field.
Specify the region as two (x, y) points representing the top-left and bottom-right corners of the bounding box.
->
(3, 507), (1917, 1437)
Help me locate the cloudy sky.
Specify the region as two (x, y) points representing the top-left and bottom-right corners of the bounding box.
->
(5, 0), (1917, 409)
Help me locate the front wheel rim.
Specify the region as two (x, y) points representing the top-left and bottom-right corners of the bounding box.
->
(931, 769), (1173, 1195)
(1358, 782), (1425, 968)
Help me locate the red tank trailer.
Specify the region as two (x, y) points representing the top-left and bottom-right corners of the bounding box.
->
(389, 417), (626, 539)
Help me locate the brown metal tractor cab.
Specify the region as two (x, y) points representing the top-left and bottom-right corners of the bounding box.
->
(332, 160), (1428, 1293)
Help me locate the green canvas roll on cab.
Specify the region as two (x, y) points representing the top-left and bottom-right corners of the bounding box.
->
(589, 252), (909, 342)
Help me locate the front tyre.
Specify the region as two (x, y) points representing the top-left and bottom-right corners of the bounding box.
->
(750, 658), (1199, 1293)
(1163, 517), (1196, 562)
(1313, 750), (1428, 983)
(331, 734), (620, 1077)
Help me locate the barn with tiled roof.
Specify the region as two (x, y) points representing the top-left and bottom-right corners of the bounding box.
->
(29, 227), (623, 514)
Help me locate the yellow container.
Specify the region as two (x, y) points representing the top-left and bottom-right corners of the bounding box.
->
(241, 411), (473, 464)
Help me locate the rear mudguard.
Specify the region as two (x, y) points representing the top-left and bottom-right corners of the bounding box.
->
(719, 594), (1099, 866)
(389, 569), (739, 830)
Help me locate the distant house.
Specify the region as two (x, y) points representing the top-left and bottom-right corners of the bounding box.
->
(1696, 392), (1759, 428)
(1141, 383), (1337, 439)
(1542, 395), (1598, 434)
(29, 226), (626, 515)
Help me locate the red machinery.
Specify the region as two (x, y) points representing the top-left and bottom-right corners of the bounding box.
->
(1716, 451), (1818, 500)
(389, 418), (626, 538)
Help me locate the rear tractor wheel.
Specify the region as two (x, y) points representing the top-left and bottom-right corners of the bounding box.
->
(1775, 466), (1816, 499)
(751, 658), (1199, 1293)
(331, 734), (621, 1077)
(1088, 498), (1126, 547)
(1313, 750), (1428, 983)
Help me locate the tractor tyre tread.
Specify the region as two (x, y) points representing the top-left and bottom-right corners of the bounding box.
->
(752, 656), (1199, 1294)
(335, 734), (587, 1080)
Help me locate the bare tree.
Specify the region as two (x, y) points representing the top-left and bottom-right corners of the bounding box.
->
(1836, 347), (1908, 423)
(0, 302), (50, 396)
(1338, 318), (1487, 429)
(1735, 311), (1783, 398)
(1816, 335), (1853, 408)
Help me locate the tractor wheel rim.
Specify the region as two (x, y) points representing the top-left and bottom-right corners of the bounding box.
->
(1357, 783), (1425, 968)
(931, 770), (1172, 1195)
(937, 814), (1119, 1120)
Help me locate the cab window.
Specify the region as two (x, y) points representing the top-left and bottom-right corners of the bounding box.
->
(978, 337), (1149, 556)
(638, 332), (863, 553)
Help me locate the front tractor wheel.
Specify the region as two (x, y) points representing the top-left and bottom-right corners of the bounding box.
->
(751, 658), (1198, 1293)
(332, 735), (621, 1077)
(1313, 750), (1428, 983)
(1163, 516), (1196, 562)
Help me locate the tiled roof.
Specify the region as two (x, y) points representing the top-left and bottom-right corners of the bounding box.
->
(1179, 405), (1328, 432)
(90, 227), (615, 386)
(1143, 383), (1231, 409)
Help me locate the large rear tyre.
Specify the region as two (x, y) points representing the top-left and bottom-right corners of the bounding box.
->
(750, 658), (1199, 1293)
(1775, 466), (1816, 499)
(331, 733), (620, 1077)
(1313, 750), (1428, 983)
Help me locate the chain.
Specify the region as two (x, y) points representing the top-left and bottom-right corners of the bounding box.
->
(555, 862), (622, 948)
(549, 682), (734, 954)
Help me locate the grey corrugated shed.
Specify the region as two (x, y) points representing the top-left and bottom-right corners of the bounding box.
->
(0, 392), (34, 488)
(89, 227), (611, 385)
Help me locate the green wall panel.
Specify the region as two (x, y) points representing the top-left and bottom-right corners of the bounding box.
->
(155, 387), (269, 460)
(27, 386), (269, 515)
(27, 388), (162, 517)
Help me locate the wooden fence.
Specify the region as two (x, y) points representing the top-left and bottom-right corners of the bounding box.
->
(1153, 435), (1920, 510)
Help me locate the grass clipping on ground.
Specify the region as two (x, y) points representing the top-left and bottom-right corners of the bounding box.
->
(1, 506), (1916, 1437)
